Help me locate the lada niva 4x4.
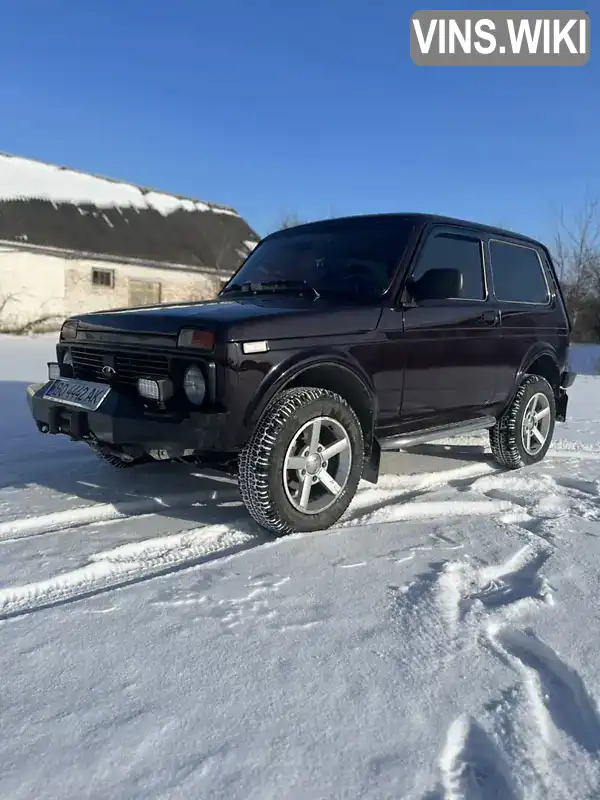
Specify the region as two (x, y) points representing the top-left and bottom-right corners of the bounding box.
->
(27, 214), (576, 534)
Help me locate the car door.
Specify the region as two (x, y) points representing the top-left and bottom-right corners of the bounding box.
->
(399, 224), (501, 428)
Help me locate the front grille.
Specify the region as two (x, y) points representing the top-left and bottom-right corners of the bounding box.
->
(71, 347), (170, 391)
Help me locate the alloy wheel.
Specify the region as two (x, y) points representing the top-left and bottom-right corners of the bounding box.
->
(521, 391), (552, 456)
(283, 416), (352, 515)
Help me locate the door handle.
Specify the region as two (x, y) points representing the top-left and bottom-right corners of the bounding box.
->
(478, 310), (500, 325)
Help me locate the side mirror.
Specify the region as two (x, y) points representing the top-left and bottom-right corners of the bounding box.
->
(407, 267), (463, 303)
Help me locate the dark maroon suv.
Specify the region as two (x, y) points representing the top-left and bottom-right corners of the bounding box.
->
(26, 213), (576, 534)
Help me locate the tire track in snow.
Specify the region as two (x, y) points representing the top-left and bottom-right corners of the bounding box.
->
(0, 462), (499, 546)
(548, 448), (600, 462)
(0, 487), (239, 543)
(0, 462), (505, 619)
(0, 462), (528, 619)
(0, 450), (593, 619)
(1, 448), (595, 545)
(0, 523), (264, 620)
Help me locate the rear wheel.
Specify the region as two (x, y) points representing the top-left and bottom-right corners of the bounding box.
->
(238, 387), (365, 534)
(490, 375), (556, 469)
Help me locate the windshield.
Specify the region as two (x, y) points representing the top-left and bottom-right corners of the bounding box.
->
(221, 217), (416, 301)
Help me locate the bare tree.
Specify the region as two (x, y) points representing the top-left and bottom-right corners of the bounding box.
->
(275, 212), (306, 231)
(552, 196), (600, 342)
(271, 205), (349, 233)
(0, 293), (19, 319)
(553, 196), (600, 285)
(0, 293), (63, 334)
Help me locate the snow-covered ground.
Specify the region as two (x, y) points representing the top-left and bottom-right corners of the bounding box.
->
(2, 334), (600, 800)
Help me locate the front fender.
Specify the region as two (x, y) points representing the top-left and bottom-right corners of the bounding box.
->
(244, 347), (377, 431)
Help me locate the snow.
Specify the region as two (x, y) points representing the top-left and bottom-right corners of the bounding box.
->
(2, 334), (600, 799)
(569, 342), (600, 376)
(0, 154), (237, 218)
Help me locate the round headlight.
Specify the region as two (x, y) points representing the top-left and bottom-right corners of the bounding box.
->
(183, 365), (206, 406)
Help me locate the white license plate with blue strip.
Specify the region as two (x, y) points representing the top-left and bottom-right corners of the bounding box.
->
(42, 378), (111, 411)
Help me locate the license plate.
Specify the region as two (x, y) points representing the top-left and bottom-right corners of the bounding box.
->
(42, 378), (111, 411)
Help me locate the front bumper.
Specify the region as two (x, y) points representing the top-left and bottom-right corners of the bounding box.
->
(26, 381), (232, 453)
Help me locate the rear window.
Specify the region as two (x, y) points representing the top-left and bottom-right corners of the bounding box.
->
(489, 240), (550, 304)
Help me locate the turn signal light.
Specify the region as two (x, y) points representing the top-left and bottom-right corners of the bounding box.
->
(177, 328), (215, 350)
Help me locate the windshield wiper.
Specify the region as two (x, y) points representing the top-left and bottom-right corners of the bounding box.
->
(221, 281), (253, 294)
(252, 280), (320, 298)
(222, 280), (320, 299)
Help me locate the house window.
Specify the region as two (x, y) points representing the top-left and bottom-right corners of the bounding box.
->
(92, 268), (115, 288)
(128, 280), (161, 307)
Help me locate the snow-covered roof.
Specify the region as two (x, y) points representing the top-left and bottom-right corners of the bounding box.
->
(0, 153), (260, 271)
(0, 153), (237, 217)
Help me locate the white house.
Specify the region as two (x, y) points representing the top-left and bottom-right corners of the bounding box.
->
(0, 153), (259, 332)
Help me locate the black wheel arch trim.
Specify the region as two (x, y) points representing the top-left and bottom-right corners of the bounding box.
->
(502, 344), (562, 414)
(517, 344), (561, 385)
(243, 349), (377, 446)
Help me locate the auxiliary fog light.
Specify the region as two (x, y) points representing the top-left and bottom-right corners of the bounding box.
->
(47, 362), (60, 380)
(183, 364), (206, 406)
(137, 377), (174, 403)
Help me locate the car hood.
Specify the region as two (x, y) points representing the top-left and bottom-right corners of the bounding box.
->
(71, 295), (383, 342)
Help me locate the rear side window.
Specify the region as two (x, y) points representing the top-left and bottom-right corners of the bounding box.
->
(411, 231), (485, 300)
(489, 240), (550, 304)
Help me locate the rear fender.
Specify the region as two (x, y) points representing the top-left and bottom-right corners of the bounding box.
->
(503, 344), (561, 412)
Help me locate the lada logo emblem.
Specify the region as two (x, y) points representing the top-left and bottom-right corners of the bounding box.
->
(101, 365), (116, 378)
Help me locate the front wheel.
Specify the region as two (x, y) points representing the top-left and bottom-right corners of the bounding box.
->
(238, 387), (365, 534)
(490, 374), (556, 470)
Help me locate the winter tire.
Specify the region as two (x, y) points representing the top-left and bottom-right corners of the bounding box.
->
(490, 374), (556, 470)
(238, 387), (365, 534)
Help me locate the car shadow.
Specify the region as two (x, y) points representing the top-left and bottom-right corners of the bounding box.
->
(2, 380), (496, 544)
(401, 442), (494, 463)
(0, 380), (264, 535)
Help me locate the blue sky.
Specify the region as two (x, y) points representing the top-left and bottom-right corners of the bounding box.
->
(0, 0), (597, 241)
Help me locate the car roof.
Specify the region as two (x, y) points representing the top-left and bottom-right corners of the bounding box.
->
(271, 213), (547, 251)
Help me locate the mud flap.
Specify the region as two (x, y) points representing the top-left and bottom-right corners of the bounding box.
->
(362, 438), (380, 484)
(556, 388), (568, 423)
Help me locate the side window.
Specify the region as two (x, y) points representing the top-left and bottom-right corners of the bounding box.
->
(407, 231), (485, 302)
(489, 240), (550, 304)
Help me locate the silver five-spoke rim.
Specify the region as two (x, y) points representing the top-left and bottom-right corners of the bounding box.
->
(283, 416), (352, 515)
(521, 392), (551, 456)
